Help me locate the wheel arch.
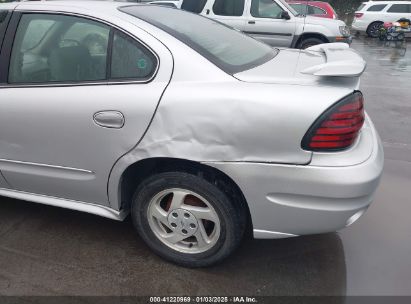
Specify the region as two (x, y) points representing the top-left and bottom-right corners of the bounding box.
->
(367, 20), (384, 28)
(293, 32), (329, 48)
(117, 157), (252, 229)
(366, 21), (384, 34)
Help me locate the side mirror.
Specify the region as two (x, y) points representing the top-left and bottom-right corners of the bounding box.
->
(281, 11), (291, 20)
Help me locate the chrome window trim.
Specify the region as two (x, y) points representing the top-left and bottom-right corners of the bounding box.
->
(1, 10), (160, 89)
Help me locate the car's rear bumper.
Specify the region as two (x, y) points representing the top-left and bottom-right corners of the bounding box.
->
(352, 20), (369, 32)
(205, 118), (384, 239)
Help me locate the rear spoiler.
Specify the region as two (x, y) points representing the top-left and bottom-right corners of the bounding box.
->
(301, 43), (366, 77)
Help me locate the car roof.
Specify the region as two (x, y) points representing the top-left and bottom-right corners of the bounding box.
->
(2, 1), (176, 31)
(10, 1), (184, 24)
(9, 1), (141, 13)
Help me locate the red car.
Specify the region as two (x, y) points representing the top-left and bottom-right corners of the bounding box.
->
(287, 1), (338, 19)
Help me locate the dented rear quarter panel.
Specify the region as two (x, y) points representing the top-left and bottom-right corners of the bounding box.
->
(108, 50), (357, 209)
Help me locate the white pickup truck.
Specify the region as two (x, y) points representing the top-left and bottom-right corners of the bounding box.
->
(175, 0), (352, 49)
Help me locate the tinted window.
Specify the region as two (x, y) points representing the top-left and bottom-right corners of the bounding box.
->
(181, 0), (207, 13)
(213, 0), (245, 16)
(357, 3), (366, 11)
(251, 0), (285, 19)
(111, 30), (157, 80)
(367, 4), (387, 12)
(387, 4), (410, 13)
(9, 14), (110, 83)
(120, 5), (277, 74)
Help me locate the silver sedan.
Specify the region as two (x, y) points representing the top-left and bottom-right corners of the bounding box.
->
(0, 1), (383, 267)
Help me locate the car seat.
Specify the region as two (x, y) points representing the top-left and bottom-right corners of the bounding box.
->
(48, 45), (93, 82)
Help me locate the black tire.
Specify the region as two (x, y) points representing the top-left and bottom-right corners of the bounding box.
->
(298, 37), (324, 49)
(367, 22), (383, 38)
(131, 171), (247, 267)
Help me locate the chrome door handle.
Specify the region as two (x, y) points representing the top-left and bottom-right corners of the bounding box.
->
(93, 111), (125, 129)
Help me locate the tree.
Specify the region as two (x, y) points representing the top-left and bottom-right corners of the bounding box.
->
(320, 0), (363, 24)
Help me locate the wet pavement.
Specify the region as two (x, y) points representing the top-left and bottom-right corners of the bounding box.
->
(0, 36), (410, 296)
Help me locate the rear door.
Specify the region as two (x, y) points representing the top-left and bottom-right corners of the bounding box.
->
(0, 11), (173, 206)
(203, 0), (247, 31)
(0, 9), (11, 188)
(243, 0), (296, 47)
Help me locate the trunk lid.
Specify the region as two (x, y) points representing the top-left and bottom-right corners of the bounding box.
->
(234, 43), (366, 90)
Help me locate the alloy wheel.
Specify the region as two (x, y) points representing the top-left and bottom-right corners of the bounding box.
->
(147, 188), (221, 254)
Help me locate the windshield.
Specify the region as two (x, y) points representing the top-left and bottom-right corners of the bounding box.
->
(278, 0), (298, 16)
(119, 5), (278, 74)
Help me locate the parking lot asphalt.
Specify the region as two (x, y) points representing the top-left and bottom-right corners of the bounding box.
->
(0, 36), (410, 297)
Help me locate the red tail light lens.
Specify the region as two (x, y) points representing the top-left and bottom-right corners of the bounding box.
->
(302, 92), (365, 152)
(355, 13), (364, 18)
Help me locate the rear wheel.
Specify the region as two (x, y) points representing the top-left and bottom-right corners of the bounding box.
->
(298, 37), (324, 49)
(131, 172), (247, 267)
(367, 22), (383, 38)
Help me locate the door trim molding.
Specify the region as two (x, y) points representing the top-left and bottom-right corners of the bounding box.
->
(0, 187), (128, 221)
(0, 158), (95, 180)
(243, 31), (293, 37)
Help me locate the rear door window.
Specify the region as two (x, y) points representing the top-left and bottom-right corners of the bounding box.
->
(8, 14), (110, 83)
(367, 4), (387, 12)
(213, 0), (245, 16)
(181, 0), (207, 13)
(387, 4), (410, 13)
(110, 30), (157, 80)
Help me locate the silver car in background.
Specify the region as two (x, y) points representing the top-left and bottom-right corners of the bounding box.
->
(182, 0), (352, 48)
(0, 1), (383, 267)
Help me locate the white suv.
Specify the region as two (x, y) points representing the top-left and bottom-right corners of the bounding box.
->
(352, 1), (411, 37)
(180, 0), (351, 48)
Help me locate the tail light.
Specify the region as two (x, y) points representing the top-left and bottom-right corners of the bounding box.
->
(355, 13), (364, 18)
(302, 92), (365, 152)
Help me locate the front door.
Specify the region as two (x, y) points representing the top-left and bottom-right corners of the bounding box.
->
(243, 0), (296, 47)
(0, 12), (172, 206)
